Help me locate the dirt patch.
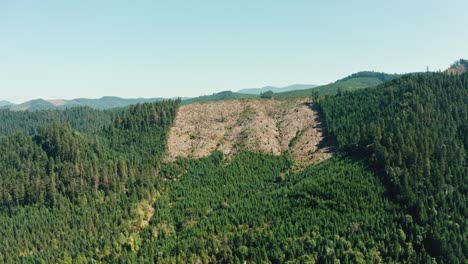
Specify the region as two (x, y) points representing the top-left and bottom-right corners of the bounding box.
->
(444, 64), (466, 75)
(167, 99), (333, 165)
(47, 99), (67, 106)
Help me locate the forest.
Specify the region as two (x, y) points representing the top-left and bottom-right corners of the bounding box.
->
(320, 72), (467, 263)
(0, 73), (466, 263)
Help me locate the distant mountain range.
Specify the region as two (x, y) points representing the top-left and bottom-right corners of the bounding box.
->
(0, 71), (419, 111)
(237, 84), (317, 95)
(1, 84), (316, 111)
(3, 61), (466, 112)
(2, 97), (167, 111)
(0, 101), (12, 107)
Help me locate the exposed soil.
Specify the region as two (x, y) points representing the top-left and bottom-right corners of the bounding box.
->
(47, 99), (67, 106)
(444, 64), (466, 75)
(167, 99), (333, 165)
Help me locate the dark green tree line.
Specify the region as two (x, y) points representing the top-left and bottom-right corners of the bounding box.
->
(319, 72), (468, 263)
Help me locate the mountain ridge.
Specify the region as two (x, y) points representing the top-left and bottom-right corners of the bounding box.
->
(0, 100), (12, 107)
(5, 96), (168, 111)
(0, 72), (399, 111)
(237, 84), (317, 95)
(273, 71), (399, 99)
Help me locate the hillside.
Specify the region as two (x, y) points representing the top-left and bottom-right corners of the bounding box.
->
(181, 91), (258, 105)
(0, 68), (466, 263)
(0, 100), (12, 107)
(67, 96), (166, 109)
(5, 96), (166, 111)
(444, 59), (467, 75)
(237, 84), (317, 95)
(320, 72), (468, 262)
(274, 71), (399, 98)
(167, 99), (333, 165)
(9, 99), (57, 111)
(0, 107), (118, 136)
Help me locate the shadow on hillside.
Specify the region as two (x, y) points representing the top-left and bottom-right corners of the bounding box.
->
(304, 102), (337, 154)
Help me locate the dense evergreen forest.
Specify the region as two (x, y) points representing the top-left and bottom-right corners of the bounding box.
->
(133, 153), (414, 263)
(0, 107), (118, 136)
(337, 71), (399, 83)
(320, 72), (467, 263)
(0, 100), (180, 262)
(0, 72), (466, 263)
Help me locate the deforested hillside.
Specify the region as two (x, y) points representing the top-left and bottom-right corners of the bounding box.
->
(167, 99), (333, 165)
(0, 71), (466, 263)
(444, 59), (467, 75)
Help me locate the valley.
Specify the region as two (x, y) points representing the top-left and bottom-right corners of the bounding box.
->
(2, 1), (467, 262)
(0, 66), (466, 263)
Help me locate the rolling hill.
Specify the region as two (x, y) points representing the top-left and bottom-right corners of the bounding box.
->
(4, 96), (167, 111)
(65, 96), (166, 109)
(237, 84), (317, 95)
(274, 71), (399, 99)
(181, 90), (257, 105)
(9, 99), (57, 111)
(0, 101), (12, 108)
(0, 63), (466, 262)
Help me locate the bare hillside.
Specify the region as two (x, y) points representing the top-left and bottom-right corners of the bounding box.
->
(167, 99), (333, 165)
(444, 64), (466, 75)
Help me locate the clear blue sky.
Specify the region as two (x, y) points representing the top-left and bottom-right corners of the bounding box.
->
(1, 0), (467, 103)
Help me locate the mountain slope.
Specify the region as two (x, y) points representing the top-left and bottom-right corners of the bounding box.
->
(237, 84), (317, 95)
(0, 107), (118, 136)
(0, 101), (12, 107)
(9, 99), (56, 111)
(181, 91), (257, 105)
(67, 96), (166, 109)
(168, 99), (333, 165)
(274, 71), (399, 99)
(444, 59), (467, 75)
(319, 72), (468, 262)
(139, 153), (411, 263)
(5, 96), (167, 111)
(0, 64), (466, 263)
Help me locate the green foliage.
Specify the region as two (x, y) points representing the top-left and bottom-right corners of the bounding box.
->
(260, 90), (274, 99)
(0, 100), (180, 262)
(274, 75), (390, 99)
(69, 96), (166, 109)
(0, 71), (466, 263)
(0, 107), (118, 137)
(338, 71), (399, 82)
(137, 154), (413, 263)
(182, 91), (258, 105)
(5, 97), (167, 111)
(319, 72), (468, 262)
(450, 58), (468, 69)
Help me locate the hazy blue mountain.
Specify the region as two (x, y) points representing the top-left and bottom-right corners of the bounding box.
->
(5, 97), (167, 111)
(63, 96), (166, 109)
(9, 99), (56, 111)
(0, 101), (12, 107)
(237, 84), (317, 95)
